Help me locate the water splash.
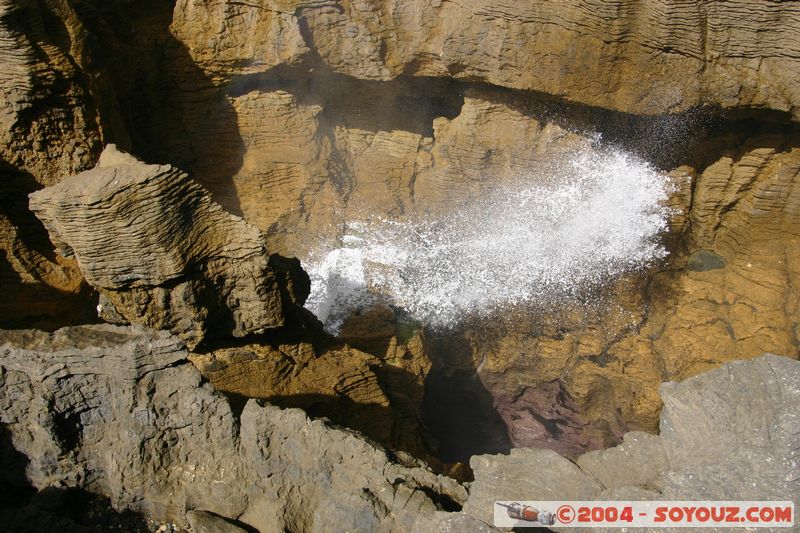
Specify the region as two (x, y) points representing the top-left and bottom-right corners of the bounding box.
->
(304, 148), (674, 333)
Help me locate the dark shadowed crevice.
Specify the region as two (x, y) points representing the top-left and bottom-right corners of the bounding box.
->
(1, 424), (150, 531)
(421, 328), (512, 463)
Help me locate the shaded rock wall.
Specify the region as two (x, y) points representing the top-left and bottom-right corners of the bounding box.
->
(448, 354), (800, 532)
(0, 325), (466, 531)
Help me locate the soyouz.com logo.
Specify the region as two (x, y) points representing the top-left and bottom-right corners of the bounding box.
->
(493, 501), (795, 528)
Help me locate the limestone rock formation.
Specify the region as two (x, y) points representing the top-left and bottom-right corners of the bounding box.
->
(419, 121), (800, 458)
(171, 0), (800, 121)
(3, 331), (794, 532)
(0, 324), (467, 531)
(0, 0), (104, 183)
(3, 0), (800, 330)
(28, 146), (307, 349)
(189, 304), (434, 458)
(454, 354), (800, 531)
(413, 89), (590, 211)
(0, 0), (107, 327)
(0, 0), (799, 514)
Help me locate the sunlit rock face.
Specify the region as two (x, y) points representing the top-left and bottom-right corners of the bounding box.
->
(170, 0), (800, 120)
(28, 146), (308, 350)
(0, 0), (799, 473)
(298, 104), (800, 457)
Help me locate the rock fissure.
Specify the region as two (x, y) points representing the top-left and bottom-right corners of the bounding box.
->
(1, 1), (800, 531)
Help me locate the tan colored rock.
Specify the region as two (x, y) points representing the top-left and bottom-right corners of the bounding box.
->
(170, 0), (309, 79)
(189, 342), (394, 442)
(226, 89), (341, 254)
(0, 0), (798, 477)
(172, 0), (800, 120)
(186, 79), (442, 257)
(206, 83), (796, 459)
(190, 313), (434, 458)
(0, 0), (111, 326)
(28, 145), (306, 349)
(458, 131), (800, 454)
(414, 89), (588, 211)
(0, 0), (101, 184)
(0, 164), (93, 328)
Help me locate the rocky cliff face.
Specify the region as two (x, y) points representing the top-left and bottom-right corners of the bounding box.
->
(170, 0), (800, 119)
(1, 0), (799, 530)
(0, 325), (466, 531)
(1, 328), (795, 531)
(426, 123), (800, 458)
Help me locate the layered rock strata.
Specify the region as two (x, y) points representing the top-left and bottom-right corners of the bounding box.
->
(171, 0), (800, 120)
(2, 332), (795, 532)
(414, 104), (800, 458)
(189, 328), (433, 458)
(0, 0), (107, 327)
(28, 146), (307, 349)
(0, 325), (466, 531)
(0, 0), (799, 471)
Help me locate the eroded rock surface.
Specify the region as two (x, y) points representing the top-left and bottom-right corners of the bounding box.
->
(28, 146), (307, 349)
(0, 324), (467, 531)
(456, 355), (800, 531)
(2, 332), (795, 532)
(0, 0), (799, 484)
(0, 0), (106, 327)
(172, 0), (800, 120)
(419, 119), (800, 459)
(189, 330), (433, 458)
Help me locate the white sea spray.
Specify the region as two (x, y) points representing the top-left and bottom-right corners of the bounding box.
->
(304, 148), (674, 333)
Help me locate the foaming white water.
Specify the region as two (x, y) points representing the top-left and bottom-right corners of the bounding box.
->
(305, 148), (674, 333)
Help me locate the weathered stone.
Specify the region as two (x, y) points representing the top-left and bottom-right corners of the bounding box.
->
(0, 325), (467, 531)
(0, 0), (798, 508)
(464, 448), (603, 525)
(28, 146), (306, 349)
(577, 432), (667, 492)
(167, 0), (800, 121)
(186, 510), (248, 533)
(0, 0), (102, 184)
(452, 355), (800, 532)
(421, 126), (800, 458)
(413, 90), (589, 212)
(0, 0), (112, 327)
(189, 323), (433, 458)
(687, 250), (726, 272)
(189, 341), (397, 446)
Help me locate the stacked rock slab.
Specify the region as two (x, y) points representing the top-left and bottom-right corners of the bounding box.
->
(0, 324), (467, 532)
(189, 317), (434, 459)
(28, 145), (306, 349)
